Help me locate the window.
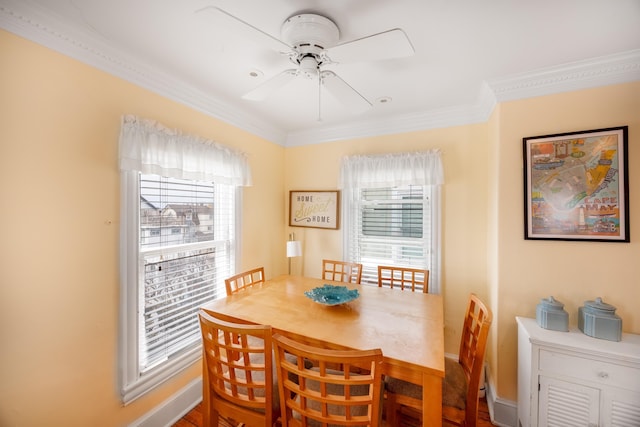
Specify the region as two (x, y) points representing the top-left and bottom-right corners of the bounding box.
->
(345, 184), (440, 288)
(118, 116), (251, 403)
(340, 151), (443, 292)
(137, 174), (234, 372)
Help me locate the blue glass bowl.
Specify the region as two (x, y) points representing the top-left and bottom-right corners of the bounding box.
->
(304, 284), (359, 306)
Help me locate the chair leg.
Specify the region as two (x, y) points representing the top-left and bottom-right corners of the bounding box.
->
(207, 408), (218, 427)
(385, 392), (399, 426)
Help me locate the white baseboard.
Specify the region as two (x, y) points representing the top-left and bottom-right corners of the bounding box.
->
(485, 378), (518, 427)
(129, 378), (202, 427)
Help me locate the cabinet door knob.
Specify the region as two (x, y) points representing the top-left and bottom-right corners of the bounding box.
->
(597, 371), (609, 379)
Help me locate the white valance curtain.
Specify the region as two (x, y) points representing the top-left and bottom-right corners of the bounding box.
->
(119, 115), (252, 186)
(338, 150), (444, 189)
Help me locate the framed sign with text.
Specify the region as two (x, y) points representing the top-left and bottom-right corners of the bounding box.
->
(289, 190), (340, 229)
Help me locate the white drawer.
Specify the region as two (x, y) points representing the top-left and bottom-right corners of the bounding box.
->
(539, 349), (640, 392)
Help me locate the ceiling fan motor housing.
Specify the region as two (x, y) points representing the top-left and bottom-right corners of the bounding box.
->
(281, 13), (339, 55)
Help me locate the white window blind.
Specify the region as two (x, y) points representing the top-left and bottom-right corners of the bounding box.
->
(138, 174), (234, 372)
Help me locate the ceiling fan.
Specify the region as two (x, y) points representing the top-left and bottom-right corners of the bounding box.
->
(201, 7), (415, 118)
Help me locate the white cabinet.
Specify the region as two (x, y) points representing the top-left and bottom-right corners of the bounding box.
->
(517, 316), (640, 427)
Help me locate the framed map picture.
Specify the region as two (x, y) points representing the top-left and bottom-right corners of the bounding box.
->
(289, 190), (340, 229)
(523, 126), (629, 242)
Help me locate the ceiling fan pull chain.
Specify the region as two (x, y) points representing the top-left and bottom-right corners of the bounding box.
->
(317, 74), (322, 122)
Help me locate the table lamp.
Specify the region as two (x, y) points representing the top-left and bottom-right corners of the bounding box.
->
(286, 233), (302, 274)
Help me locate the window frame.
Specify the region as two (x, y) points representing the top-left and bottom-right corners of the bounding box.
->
(343, 184), (441, 293)
(118, 170), (241, 404)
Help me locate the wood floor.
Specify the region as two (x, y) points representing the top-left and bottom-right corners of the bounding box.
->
(172, 396), (495, 426)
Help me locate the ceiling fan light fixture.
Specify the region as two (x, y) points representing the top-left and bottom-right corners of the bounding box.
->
(298, 55), (319, 78)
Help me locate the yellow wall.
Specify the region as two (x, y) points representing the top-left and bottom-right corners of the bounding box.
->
(492, 83), (640, 400)
(2, 27), (639, 425)
(0, 30), (285, 426)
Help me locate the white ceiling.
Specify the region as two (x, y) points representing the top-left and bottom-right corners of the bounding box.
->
(2, 0), (639, 146)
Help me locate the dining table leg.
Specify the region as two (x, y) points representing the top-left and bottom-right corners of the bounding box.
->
(421, 373), (442, 427)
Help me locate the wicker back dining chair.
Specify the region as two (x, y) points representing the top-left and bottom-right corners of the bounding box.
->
(198, 309), (277, 427)
(322, 259), (363, 284)
(272, 333), (384, 427)
(385, 294), (493, 427)
(377, 265), (429, 293)
(225, 267), (265, 296)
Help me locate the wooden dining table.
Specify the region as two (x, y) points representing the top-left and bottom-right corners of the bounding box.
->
(201, 274), (445, 427)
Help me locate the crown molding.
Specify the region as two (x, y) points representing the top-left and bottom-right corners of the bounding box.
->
(487, 49), (640, 102)
(2, 0), (638, 147)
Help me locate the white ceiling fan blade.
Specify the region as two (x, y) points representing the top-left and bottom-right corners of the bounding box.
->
(242, 69), (298, 101)
(196, 6), (292, 53)
(328, 29), (415, 63)
(321, 71), (372, 113)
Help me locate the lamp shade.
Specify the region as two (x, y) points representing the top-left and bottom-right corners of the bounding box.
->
(286, 240), (302, 257)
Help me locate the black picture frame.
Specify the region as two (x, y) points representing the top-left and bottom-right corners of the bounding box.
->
(523, 126), (629, 242)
